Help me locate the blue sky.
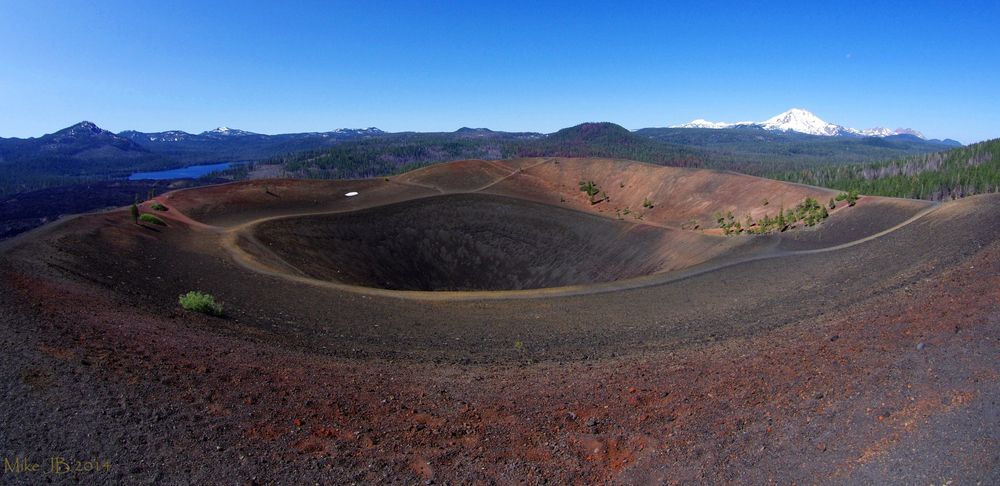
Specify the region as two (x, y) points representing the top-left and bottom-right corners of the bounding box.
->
(1, 1), (998, 143)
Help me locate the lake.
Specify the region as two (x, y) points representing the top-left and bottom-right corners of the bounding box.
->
(129, 162), (232, 180)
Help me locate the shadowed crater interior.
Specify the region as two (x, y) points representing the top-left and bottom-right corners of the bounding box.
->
(252, 193), (677, 291)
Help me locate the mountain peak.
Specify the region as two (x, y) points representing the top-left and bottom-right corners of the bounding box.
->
(550, 122), (631, 142)
(73, 121), (100, 130)
(760, 108), (846, 136)
(201, 127), (257, 137)
(861, 127), (896, 137)
(675, 119), (736, 129)
(328, 127), (384, 135)
(670, 108), (926, 138)
(894, 128), (926, 139)
(53, 121), (112, 138)
(62, 121), (104, 134)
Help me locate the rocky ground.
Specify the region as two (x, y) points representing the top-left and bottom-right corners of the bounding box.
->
(1, 159), (997, 484)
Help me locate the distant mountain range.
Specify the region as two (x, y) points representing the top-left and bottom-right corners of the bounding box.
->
(0, 121), (391, 169)
(673, 108), (962, 146)
(0, 118), (965, 195)
(111, 125), (392, 168)
(0, 121), (167, 174)
(119, 126), (385, 143)
(272, 121), (967, 185)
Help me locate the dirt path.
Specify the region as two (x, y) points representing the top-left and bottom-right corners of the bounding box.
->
(1, 162), (997, 484)
(217, 195), (941, 302)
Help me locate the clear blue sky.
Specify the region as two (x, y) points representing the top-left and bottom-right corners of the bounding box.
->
(2, 0), (998, 143)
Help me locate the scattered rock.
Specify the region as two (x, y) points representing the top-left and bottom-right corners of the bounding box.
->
(916, 342), (926, 351)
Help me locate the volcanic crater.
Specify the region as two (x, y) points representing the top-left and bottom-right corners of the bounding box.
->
(252, 193), (679, 291)
(228, 157), (848, 297)
(3, 157), (998, 484)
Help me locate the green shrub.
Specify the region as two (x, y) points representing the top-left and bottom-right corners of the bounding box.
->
(150, 202), (168, 211)
(139, 213), (166, 226)
(642, 198), (654, 208)
(716, 210), (741, 234)
(846, 189), (861, 206)
(716, 196), (830, 235)
(179, 291), (223, 316)
(578, 180), (601, 203)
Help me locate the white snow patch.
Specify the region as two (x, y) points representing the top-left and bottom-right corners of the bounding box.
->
(672, 119), (735, 129)
(345, 191), (359, 197)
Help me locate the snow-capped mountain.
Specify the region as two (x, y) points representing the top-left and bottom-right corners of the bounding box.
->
(675, 119), (750, 130)
(331, 127), (383, 135)
(47, 121), (143, 148)
(672, 108), (927, 139)
(858, 127), (896, 137)
(121, 127), (386, 142)
(893, 128), (926, 139)
(62, 120), (104, 136)
(201, 127), (259, 137)
(760, 108), (848, 136)
(119, 130), (195, 142)
(1, 121), (154, 164)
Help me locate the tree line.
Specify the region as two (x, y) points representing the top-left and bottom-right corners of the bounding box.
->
(773, 139), (1000, 200)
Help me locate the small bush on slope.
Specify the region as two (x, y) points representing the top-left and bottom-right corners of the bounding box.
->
(179, 291), (223, 316)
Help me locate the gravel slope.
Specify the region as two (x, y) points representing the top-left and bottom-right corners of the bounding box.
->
(1, 160), (997, 484)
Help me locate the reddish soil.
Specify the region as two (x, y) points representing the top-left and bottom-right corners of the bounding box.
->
(1, 158), (997, 484)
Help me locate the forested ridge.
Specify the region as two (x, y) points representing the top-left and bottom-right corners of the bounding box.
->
(774, 138), (1000, 200)
(265, 124), (704, 180)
